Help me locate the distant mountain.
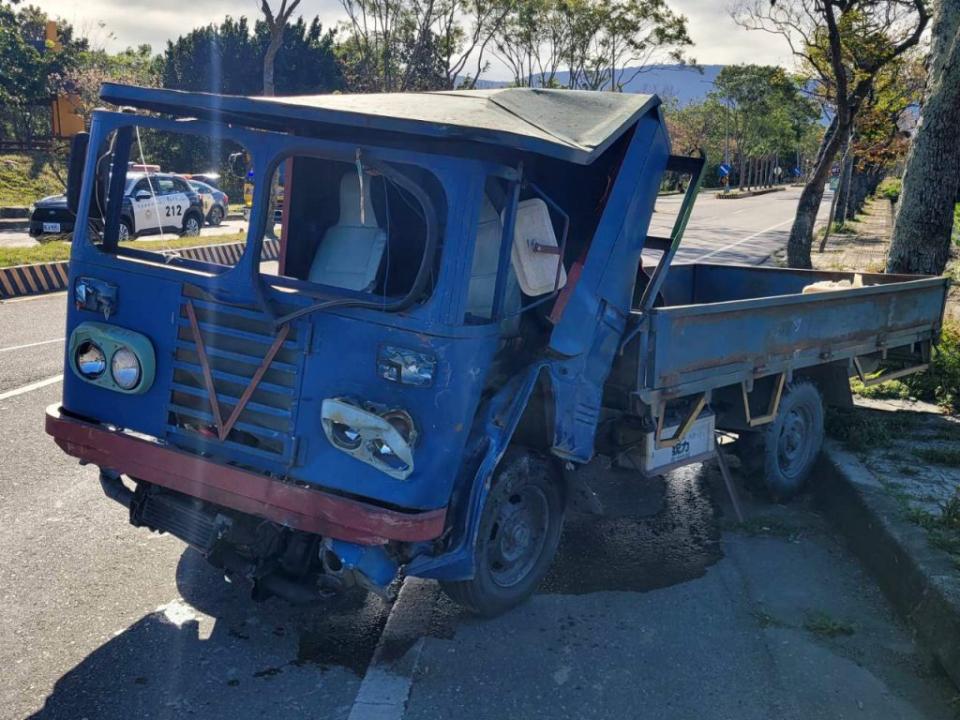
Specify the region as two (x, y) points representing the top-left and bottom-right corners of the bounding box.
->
(473, 64), (724, 105)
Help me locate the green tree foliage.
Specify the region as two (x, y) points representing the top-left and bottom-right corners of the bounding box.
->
(493, 0), (694, 89)
(336, 0), (511, 92)
(663, 65), (820, 188)
(154, 14), (343, 195)
(0, 2), (86, 142)
(162, 15), (342, 96)
(735, 0), (930, 268)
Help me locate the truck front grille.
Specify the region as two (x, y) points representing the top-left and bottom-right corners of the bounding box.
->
(165, 285), (306, 475)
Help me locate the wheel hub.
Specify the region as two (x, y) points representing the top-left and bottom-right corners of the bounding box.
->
(778, 407), (811, 478)
(487, 486), (549, 588)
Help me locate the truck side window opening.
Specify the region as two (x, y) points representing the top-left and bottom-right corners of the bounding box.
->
(261, 155), (444, 302)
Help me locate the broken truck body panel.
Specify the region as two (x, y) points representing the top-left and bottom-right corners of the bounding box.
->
(45, 83), (949, 609)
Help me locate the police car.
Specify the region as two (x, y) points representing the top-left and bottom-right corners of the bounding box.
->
(118, 173), (205, 241)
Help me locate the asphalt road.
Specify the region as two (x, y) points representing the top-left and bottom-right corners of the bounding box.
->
(2, 188), (957, 720)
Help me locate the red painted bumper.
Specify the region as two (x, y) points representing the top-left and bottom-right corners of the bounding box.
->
(45, 405), (446, 545)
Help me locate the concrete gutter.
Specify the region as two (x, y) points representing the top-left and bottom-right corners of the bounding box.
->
(815, 440), (960, 687)
(0, 238), (279, 300)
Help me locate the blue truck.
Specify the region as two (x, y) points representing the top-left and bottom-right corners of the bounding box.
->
(46, 84), (948, 616)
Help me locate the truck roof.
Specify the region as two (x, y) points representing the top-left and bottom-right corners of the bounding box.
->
(99, 83), (661, 166)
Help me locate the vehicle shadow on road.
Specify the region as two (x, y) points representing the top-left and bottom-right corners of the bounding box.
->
(27, 549), (389, 720)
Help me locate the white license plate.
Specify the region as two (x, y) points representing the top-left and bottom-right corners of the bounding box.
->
(42, 222), (61, 233)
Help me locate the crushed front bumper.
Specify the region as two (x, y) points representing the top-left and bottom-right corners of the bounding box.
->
(45, 404), (446, 545)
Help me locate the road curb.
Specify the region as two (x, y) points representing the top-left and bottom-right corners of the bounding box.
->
(0, 238), (279, 300)
(814, 441), (960, 688)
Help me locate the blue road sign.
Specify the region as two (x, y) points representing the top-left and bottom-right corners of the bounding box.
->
(718, 163), (732, 177)
(792, 167), (802, 177)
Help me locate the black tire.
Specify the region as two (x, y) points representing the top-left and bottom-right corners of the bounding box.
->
(441, 450), (565, 617)
(181, 212), (202, 237)
(741, 380), (825, 501)
(208, 206), (224, 227)
(118, 218), (134, 242)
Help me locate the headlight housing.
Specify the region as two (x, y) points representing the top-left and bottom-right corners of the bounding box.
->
(68, 322), (155, 394)
(111, 347), (142, 390)
(321, 398), (417, 480)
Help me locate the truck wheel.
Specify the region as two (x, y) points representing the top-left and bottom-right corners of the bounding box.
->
(740, 380), (824, 501)
(441, 450), (564, 617)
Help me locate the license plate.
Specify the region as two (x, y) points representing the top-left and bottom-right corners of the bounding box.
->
(42, 222), (61, 233)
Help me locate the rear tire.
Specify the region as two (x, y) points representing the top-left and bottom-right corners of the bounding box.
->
(738, 380), (825, 501)
(441, 450), (564, 617)
(208, 206), (223, 227)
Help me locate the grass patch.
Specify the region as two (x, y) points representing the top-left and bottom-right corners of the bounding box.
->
(905, 493), (960, 560)
(825, 407), (892, 450)
(877, 177), (901, 203)
(0, 153), (64, 207)
(850, 376), (912, 400)
(803, 611), (855, 638)
(903, 320), (960, 413)
(0, 232), (247, 268)
(898, 465), (921, 476)
(911, 446), (960, 467)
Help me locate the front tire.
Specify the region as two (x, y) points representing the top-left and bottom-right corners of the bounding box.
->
(118, 218), (133, 242)
(181, 213), (201, 237)
(441, 450), (565, 617)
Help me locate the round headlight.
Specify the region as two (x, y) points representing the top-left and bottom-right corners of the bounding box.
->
(75, 341), (106, 378)
(111, 347), (141, 390)
(330, 422), (362, 450)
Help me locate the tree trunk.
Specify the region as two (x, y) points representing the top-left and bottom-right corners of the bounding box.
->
(788, 122), (848, 268)
(263, 30), (281, 97)
(263, 29), (282, 239)
(887, 2), (960, 275)
(833, 146), (854, 224)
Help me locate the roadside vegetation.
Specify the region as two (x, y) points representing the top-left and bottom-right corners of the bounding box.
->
(0, 155), (63, 206)
(0, 232), (246, 268)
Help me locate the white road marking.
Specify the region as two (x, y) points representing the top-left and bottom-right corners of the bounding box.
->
(0, 337), (63, 353)
(692, 218), (794, 262)
(0, 373), (63, 401)
(348, 578), (439, 720)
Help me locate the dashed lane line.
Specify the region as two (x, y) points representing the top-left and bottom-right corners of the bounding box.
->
(0, 374), (62, 401)
(0, 337), (63, 353)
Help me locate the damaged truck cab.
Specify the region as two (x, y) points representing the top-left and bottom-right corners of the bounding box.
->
(47, 84), (948, 616)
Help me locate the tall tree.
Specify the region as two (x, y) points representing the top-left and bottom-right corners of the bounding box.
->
(0, 3), (85, 142)
(713, 64), (818, 190)
(887, 0), (960, 275)
(337, 0), (510, 92)
(493, 0), (694, 89)
(260, 0), (303, 96)
(735, 0), (929, 268)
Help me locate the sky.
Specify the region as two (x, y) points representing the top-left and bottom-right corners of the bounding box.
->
(30, 0), (796, 77)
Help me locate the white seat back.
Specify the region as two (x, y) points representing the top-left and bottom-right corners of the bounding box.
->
(308, 173), (387, 292)
(466, 196), (521, 326)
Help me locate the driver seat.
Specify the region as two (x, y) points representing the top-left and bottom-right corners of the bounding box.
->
(308, 173), (387, 292)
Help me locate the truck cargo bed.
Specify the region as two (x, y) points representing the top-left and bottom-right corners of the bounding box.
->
(626, 263), (949, 406)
